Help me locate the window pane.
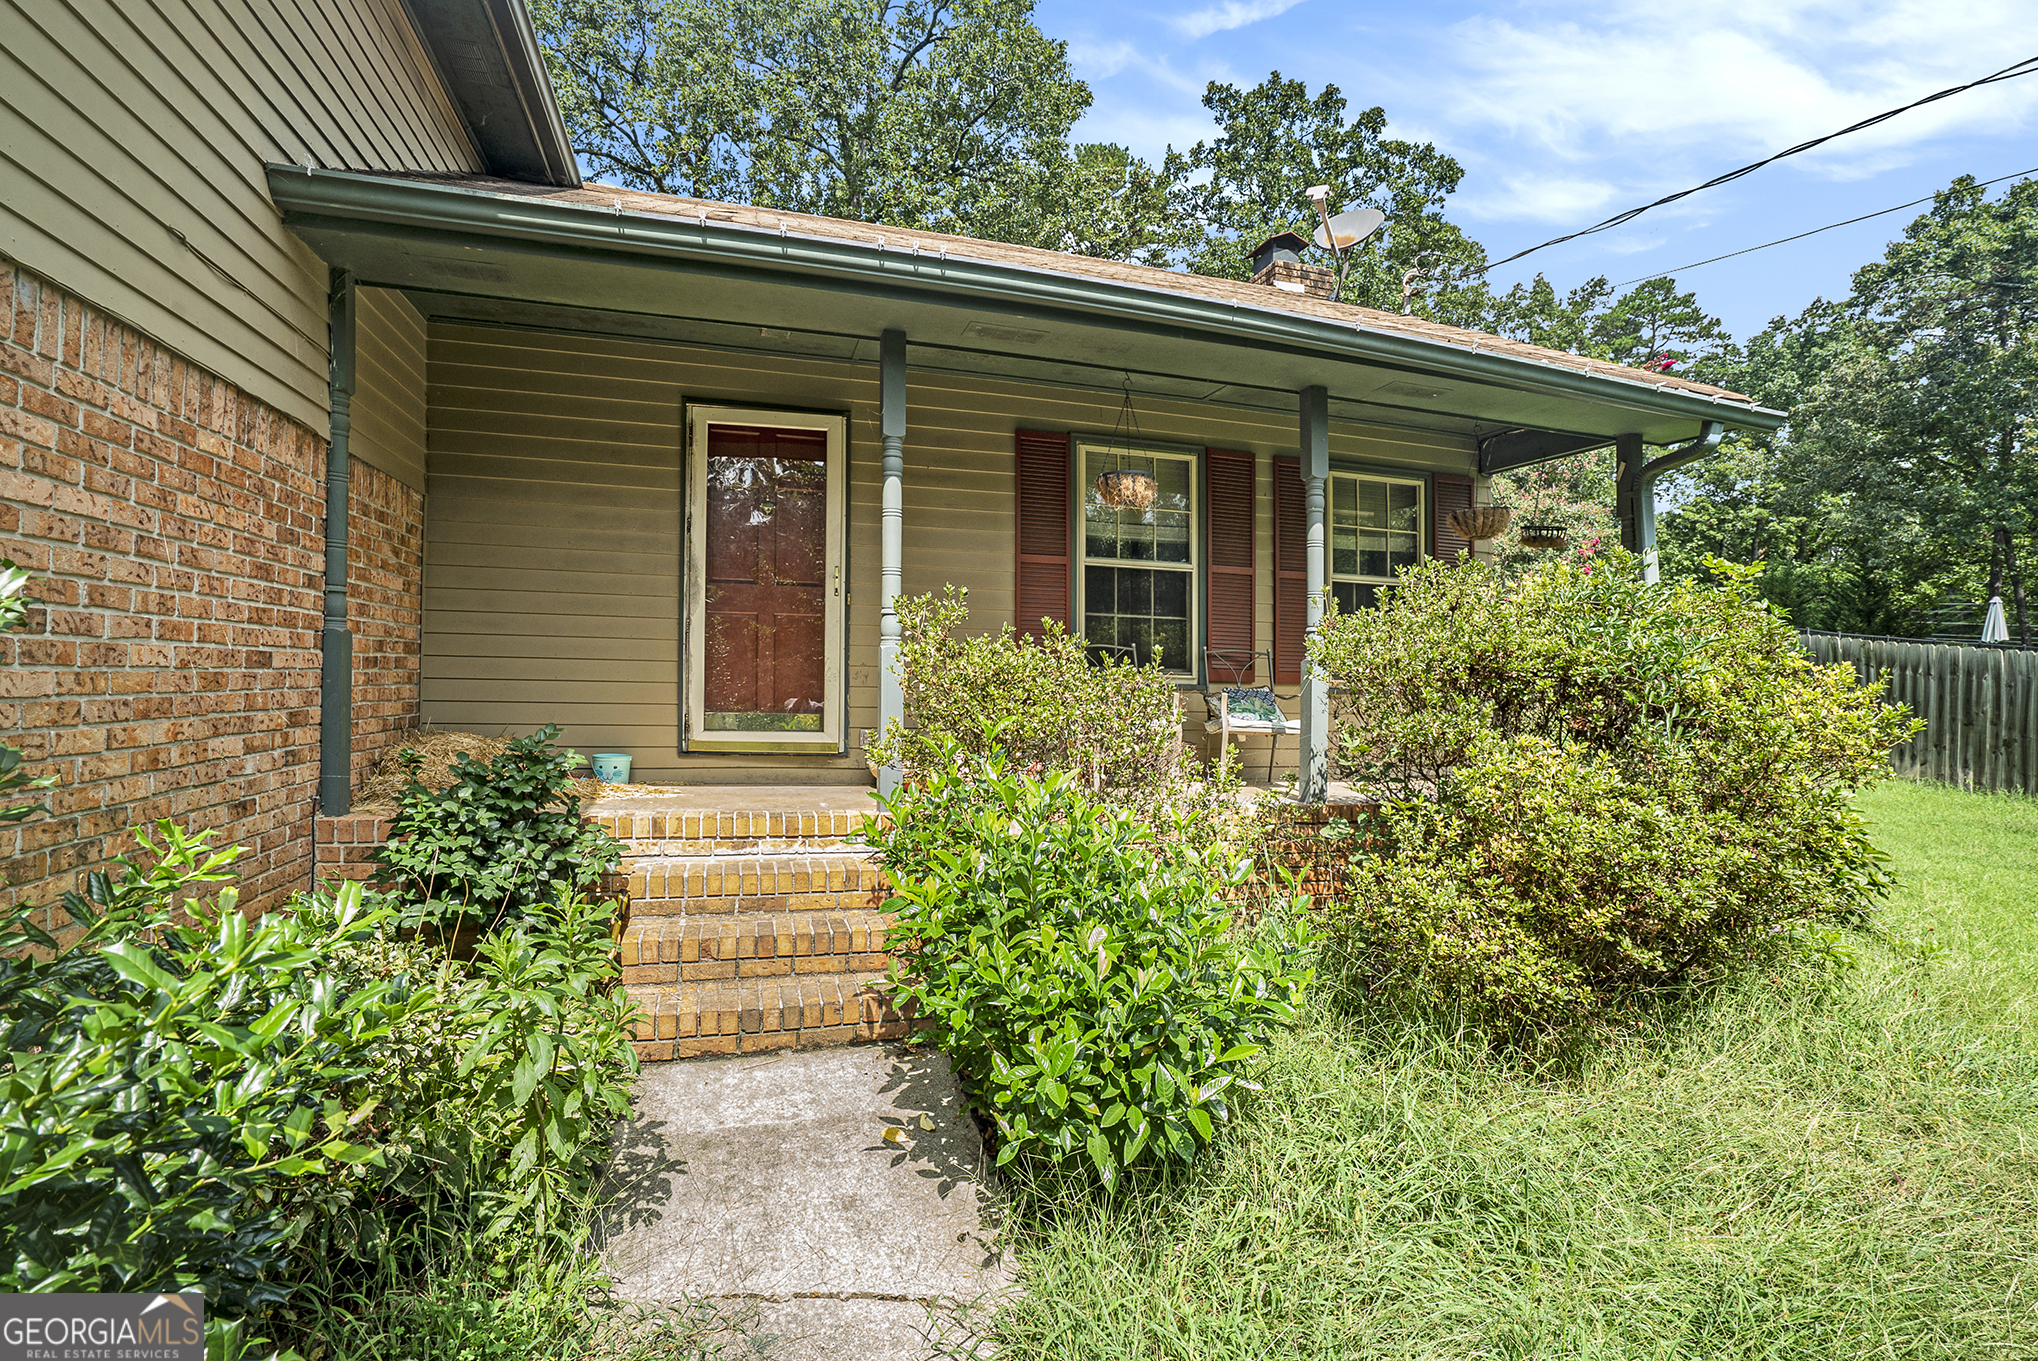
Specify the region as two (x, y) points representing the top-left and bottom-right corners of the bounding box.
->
(1084, 565), (1191, 671)
(1154, 509), (1191, 564)
(1388, 531), (1419, 573)
(1330, 477), (1358, 576)
(1331, 581), (1380, 613)
(1389, 482), (1420, 532)
(1359, 479), (1387, 529)
(1360, 531), (1388, 578)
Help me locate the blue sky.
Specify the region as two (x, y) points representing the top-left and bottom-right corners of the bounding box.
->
(1032, 0), (2038, 341)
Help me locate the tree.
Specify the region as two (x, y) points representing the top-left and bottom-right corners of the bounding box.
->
(1656, 177), (2038, 639)
(1182, 73), (1493, 326)
(531, 0), (1094, 243)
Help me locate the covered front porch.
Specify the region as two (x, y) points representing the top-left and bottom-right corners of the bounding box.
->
(281, 168), (1778, 811)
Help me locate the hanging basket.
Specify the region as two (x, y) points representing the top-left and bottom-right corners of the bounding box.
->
(1447, 505), (1513, 542)
(1517, 523), (1570, 551)
(1096, 468), (1158, 509)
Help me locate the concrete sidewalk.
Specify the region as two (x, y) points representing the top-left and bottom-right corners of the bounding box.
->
(600, 1044), (1011, 1359)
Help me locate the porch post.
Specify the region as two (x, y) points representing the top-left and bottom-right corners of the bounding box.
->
(1298, 385), (1330, 802)
(877, 330), (906, 796)
(319, 268), (356, 816)
(1614, 431), (1646, 559)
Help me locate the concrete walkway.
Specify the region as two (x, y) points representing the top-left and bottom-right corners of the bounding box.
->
(600, 1045), (1012, 1359)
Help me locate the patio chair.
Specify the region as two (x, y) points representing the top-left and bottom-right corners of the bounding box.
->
(1201, 649), (1287, 784)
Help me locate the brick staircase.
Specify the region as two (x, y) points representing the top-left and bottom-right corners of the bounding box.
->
(590, 798), (911, 1061)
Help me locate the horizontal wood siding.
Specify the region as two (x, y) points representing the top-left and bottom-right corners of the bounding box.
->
(422, 324), (1474, 781)
(352, 287), (426, 489)
(0, 0), (480, 428)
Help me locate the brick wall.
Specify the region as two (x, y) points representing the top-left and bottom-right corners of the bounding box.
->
(347, 458), (423, 790)
(0, 260), (424, 930)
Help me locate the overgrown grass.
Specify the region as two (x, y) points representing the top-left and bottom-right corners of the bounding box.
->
(992, 780), (2038, 1359)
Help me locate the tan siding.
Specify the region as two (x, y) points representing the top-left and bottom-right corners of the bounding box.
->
(422, 323), (1474, 784)
(352, 287), (427, 489)
(0, 0), (480, 429)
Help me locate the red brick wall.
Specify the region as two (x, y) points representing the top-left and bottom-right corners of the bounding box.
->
(0, 260), (424, 929)
(347, 458), (423, 790)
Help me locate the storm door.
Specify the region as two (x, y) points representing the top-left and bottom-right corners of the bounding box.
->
(684, 407), (846, 752)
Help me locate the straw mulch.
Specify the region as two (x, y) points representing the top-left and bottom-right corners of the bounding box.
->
(353, 729), (606, 813)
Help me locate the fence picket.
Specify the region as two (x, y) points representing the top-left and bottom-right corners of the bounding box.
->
(1799, 630), (2038, 794)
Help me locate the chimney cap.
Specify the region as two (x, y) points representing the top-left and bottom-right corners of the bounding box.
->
(1248, 230), (1311, 260)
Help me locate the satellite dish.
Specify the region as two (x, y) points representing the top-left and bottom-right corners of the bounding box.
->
(1314, 207), (1385, 251)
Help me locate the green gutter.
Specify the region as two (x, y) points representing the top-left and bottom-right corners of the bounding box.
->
(267, 168), (1786, 433)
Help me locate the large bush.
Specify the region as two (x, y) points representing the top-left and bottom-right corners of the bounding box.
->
(1308, 552), (1919, 1034)
(866, 586), (1237, 822)
(871, 745), (1315, 1188)
(0, 823), (639, 1334)
(374, 723), (624, 931)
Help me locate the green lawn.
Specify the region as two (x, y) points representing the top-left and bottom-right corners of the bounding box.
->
(991, 780), (2038, 1360)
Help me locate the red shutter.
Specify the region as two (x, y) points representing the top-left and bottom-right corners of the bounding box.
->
(1433, 473), (1475, 564)
(1204, 447), (1256, 683)
(1014, 429), (1071, 638)
(1272, 455), (1306, 685)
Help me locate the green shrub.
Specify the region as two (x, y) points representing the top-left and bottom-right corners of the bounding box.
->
(0, 825), (407, 1310)
(0, 821), (641, 1330)
(866, 586), (1239, 824)
(0, 559), (53, 826)
(1307, 551), (1920, 1034)
(374, 723), (624, 931)
(871, 744), (1316, 1189)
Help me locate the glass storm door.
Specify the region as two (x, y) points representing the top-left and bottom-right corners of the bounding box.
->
(684, 408), (846, 752)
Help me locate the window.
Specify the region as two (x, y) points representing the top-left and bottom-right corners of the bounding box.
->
(1078, 444), (1197, 672)
(1328, 473), (1423, 612)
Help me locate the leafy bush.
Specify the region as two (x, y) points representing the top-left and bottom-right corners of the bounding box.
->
(1308, 551), (1920, 1034)
(0, 559), (52, 825)
(0, 826), (405, 1309)
(374, 723), (624, 931)
(0, 822), (641, 1330)
(871, 744), (1316, 1188)
(866, 586), (1237, 822)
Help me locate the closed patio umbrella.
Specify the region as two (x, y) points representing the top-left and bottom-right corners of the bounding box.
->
(1981, 595), (2010, 643)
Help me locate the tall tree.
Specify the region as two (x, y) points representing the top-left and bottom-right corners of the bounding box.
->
(1182, 74), (1492, 326)
(531, 0), (1095, 243)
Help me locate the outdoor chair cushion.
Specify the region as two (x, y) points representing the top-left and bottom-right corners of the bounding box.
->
(1206, 686), (1287, 733)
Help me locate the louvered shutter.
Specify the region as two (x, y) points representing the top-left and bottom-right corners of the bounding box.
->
(1014, 429), (1071, 638)
(1204, 447), (1256, 682)
(1272, 455), (1306, 685)
(1432, 473), (1475, 564)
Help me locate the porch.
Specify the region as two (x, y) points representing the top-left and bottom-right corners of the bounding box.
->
(279, 169), (1777, 815)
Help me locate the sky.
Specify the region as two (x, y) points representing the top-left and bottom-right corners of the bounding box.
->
(1031, 0), (2038, 341)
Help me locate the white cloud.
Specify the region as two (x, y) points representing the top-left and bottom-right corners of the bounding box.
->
(1170, 0), (1308, 41)
(1432, 0), (2038, 175)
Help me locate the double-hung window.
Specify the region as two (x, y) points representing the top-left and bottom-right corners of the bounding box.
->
(1329, 472), (1423, 611)
(1078, 443), (1197, 673)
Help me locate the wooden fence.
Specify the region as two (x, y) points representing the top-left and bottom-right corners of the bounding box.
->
(1801, 631), (2038, 794)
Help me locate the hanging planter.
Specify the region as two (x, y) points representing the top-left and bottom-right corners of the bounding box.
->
(1095, 468), (1157, 508)
(1094, 377), (1157, 508)
(1447, 505), (1513, 542)
(1517, 523), (1570, 551)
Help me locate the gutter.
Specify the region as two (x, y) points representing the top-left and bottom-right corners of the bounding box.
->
(267, 168), (1786, 434)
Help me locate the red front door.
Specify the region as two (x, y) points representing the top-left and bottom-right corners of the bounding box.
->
(701, 424), (829, 732)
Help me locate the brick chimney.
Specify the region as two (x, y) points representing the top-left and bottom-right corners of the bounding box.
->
(1247, 231), (1335, 300)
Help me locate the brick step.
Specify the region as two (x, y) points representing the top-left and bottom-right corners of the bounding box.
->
(625, 973), (911, 1061)
(591, 808), (889, 859)
(619, 908), (895, 987)
(622, 851), (886, 916)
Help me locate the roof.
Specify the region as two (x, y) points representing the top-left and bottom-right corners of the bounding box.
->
(404, 1), (579, 187)
(429, 174), (1760, 409)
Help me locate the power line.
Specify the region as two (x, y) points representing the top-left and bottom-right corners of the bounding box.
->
(1610, 164), (2038, 289)
(1483, 55), (2038, 273)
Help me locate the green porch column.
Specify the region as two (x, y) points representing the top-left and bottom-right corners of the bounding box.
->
(1298, 384), (1330, 802)
(877, 330), (906, 796)
(319, 269), (356, 816)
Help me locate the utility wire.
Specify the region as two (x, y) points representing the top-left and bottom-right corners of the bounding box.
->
(1610, 164), (2038, 289)
(1484, 55), (2038, 272)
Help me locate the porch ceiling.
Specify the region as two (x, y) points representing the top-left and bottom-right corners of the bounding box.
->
(271, 167), (1784, 448)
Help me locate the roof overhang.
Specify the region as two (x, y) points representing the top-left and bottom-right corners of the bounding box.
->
(271, 168), (1784, 450)
(401, 0), (580, 186)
